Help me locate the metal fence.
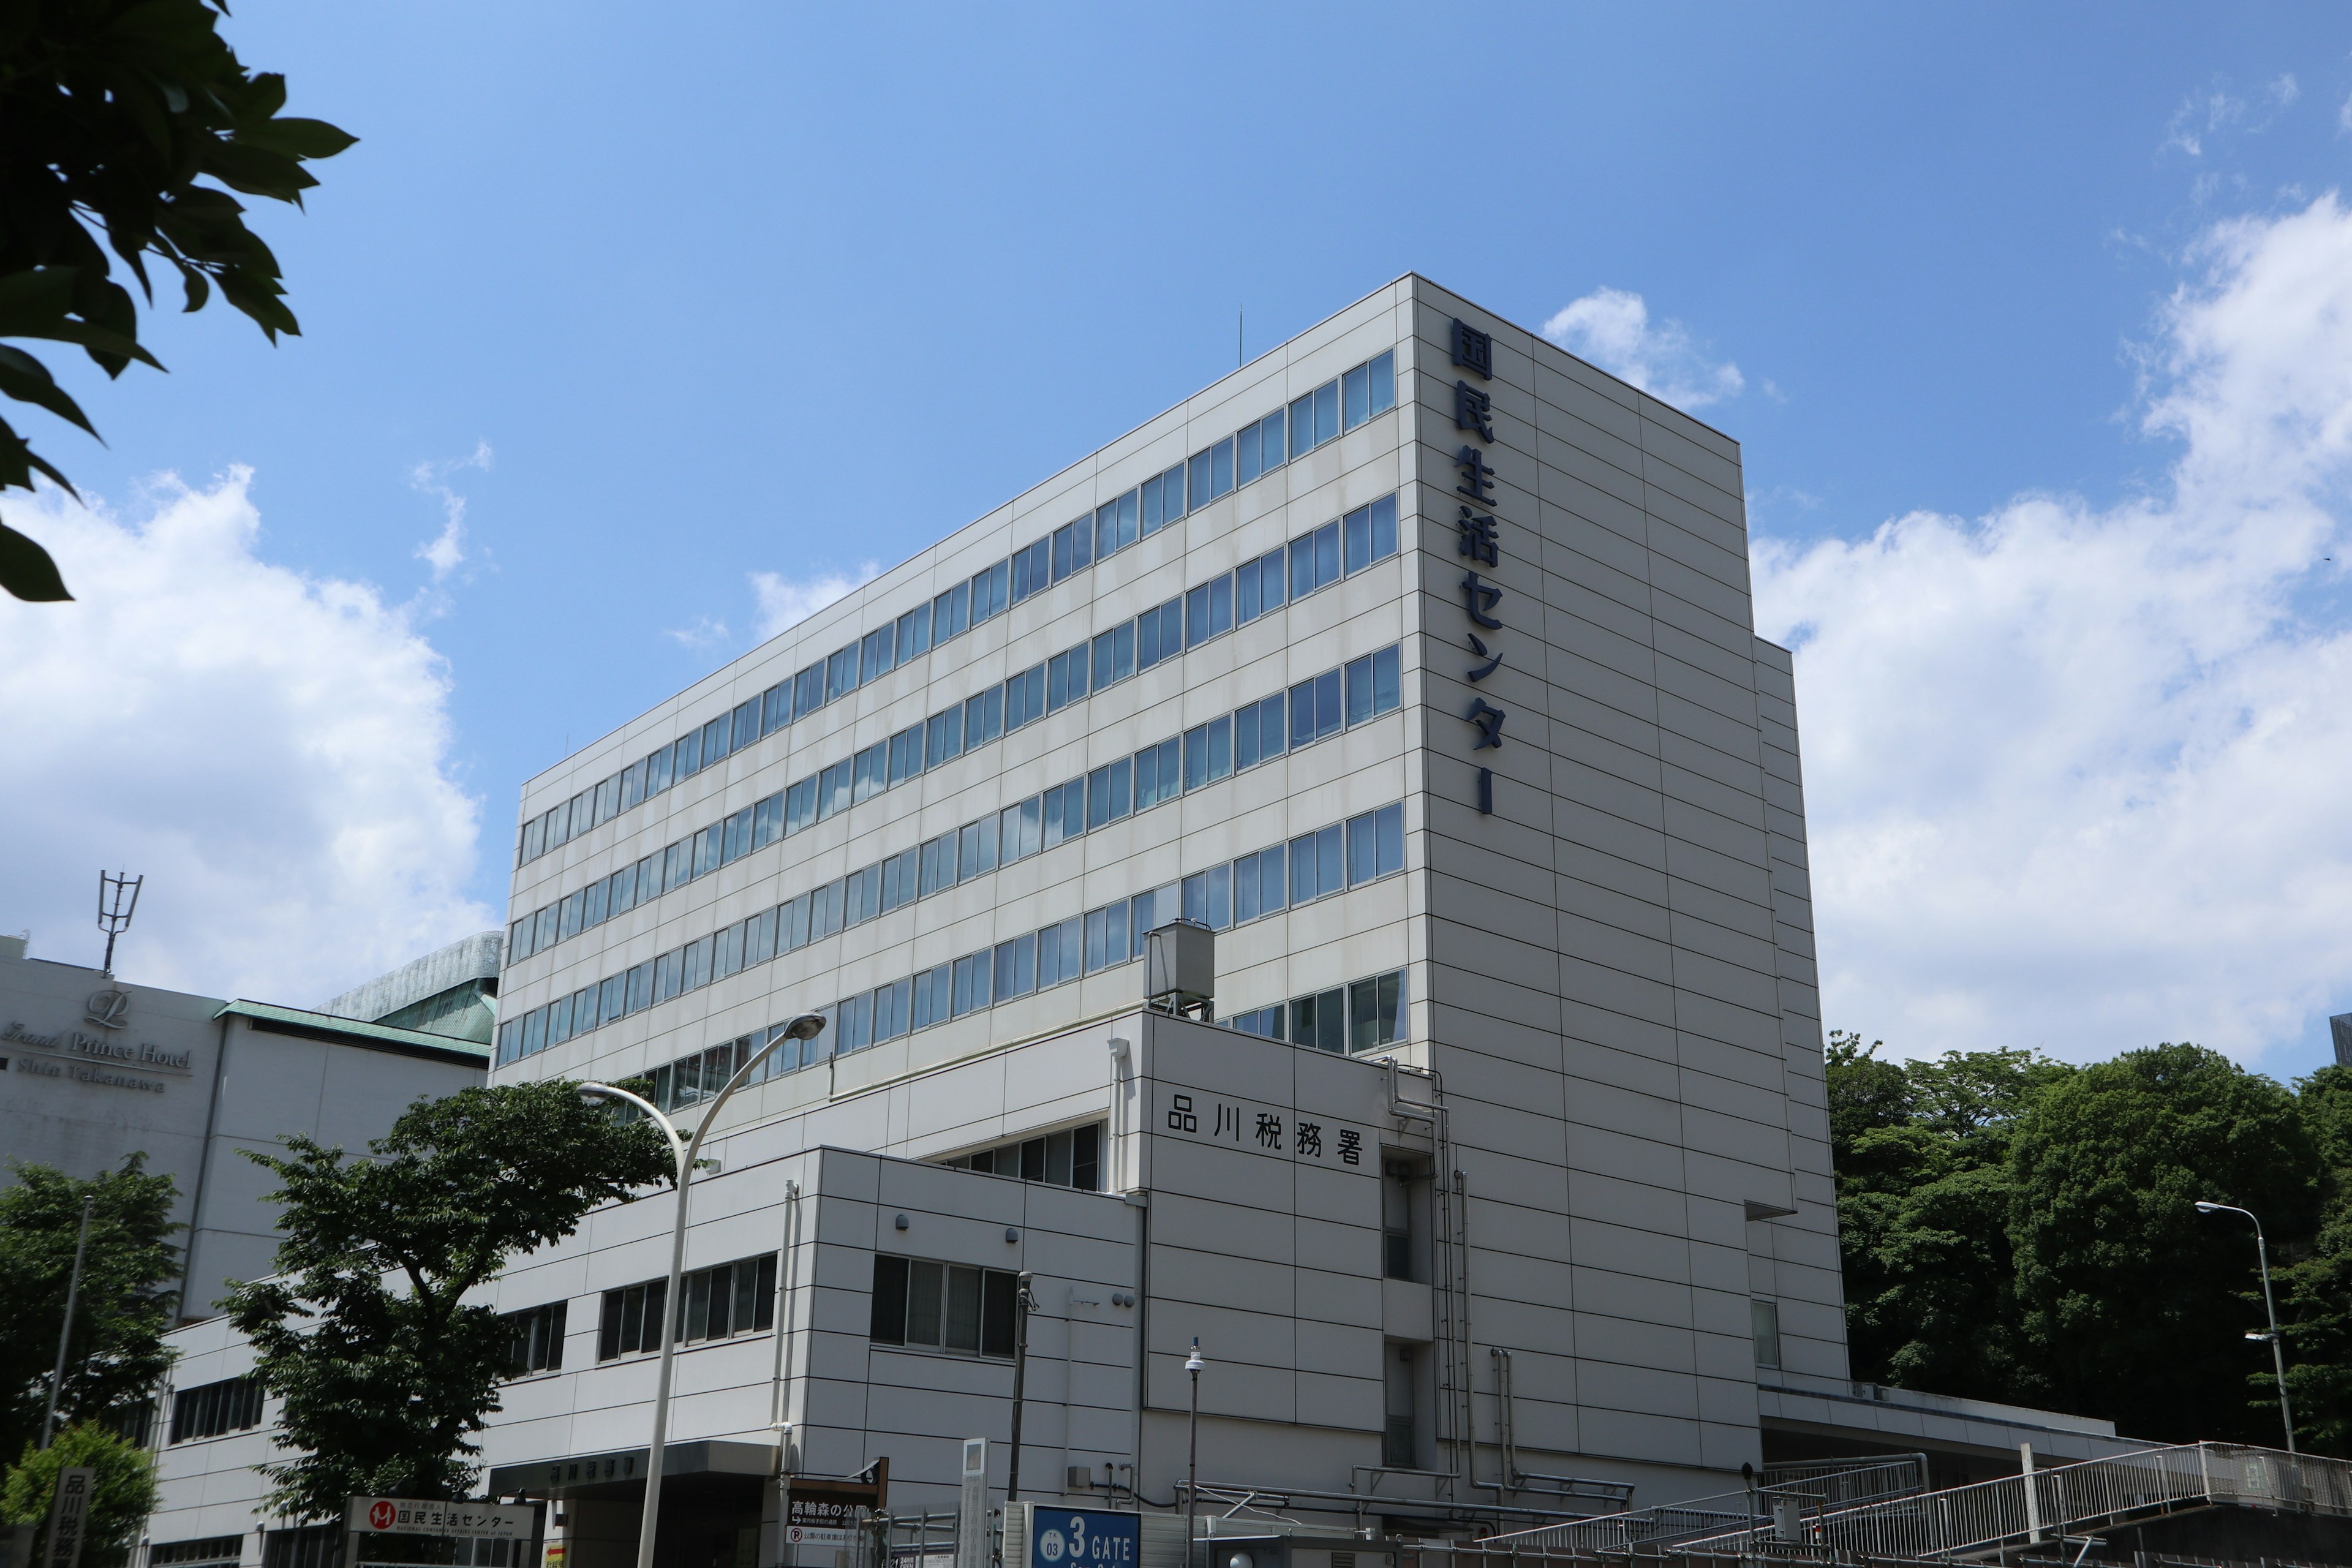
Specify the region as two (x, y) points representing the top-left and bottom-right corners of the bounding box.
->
(1668, 1441), (2352, 1560)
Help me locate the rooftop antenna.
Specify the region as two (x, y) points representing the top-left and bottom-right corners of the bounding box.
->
(97, 870), (141, 973)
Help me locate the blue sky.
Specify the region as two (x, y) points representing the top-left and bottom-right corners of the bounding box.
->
(9, 4), (2352, 1073)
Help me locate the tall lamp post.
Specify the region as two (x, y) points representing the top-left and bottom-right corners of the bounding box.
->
(1184, 1339), (1205, 1567)
(2196, 1199), (2297, 1453)
(581, 1011), (826, 1568)
(40, 1194), (97, 1448)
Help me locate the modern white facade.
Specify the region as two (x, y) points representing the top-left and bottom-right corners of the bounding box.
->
(146, 277), (2139, 1568)
(0, 943), (489, 1324)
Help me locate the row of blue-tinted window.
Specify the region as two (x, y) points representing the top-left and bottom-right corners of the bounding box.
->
(1224, 968), (1408, 1055)
(515, 350), (1400, 868)
(506, 495), (1400, 962)
(507, 638), (1400, 977)
(495, 792), (1407, 1069)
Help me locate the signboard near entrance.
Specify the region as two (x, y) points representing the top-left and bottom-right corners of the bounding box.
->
(1027, 1510), (1139, 1568)
(345, 1499), (538, 1540)
(784, 1466), (886, 1553)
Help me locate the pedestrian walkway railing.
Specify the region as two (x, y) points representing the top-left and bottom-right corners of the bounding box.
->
(1666, 1441), (2352, 1560)
(1466, 1456), (1930, 1556)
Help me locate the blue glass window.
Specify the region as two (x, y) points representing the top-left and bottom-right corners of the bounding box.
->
(1134, 737), (1180, 810)
(927, 705), (963, 766)
(1085, 758), (1131, 829)
(1052, 516), (1091, 582)
(861, 625), (895, 685)
(1094, 489), (1138, 559)
(897, 601), (932, 660)
(963, 685), (1003, 748)
(1136, 598), (1182, 670)
(934, 579), (970, 641)
(1345, 495), (1398, 575)
(1090, 622), (1135, 690)
(1010, 538), (1049, 603)
(1004, 664), (1046, 730)
(1140, 463), (1185, 533)
(1184, 574), (1232, 647)
(1236, 547), (1281, 625)
(1047, 644), (1088, 712)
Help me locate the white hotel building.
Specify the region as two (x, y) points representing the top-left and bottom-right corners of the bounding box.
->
(146, 277), (2135, 1568)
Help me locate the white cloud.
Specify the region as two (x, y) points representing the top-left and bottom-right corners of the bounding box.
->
(2165, 75), (2301, 156)
(0, 472), (492, 1006)
(1540, 287), (1745, 409)
(665, 613), (732, 650)
(409, 439), (492, 584)
(750, 562), (879, 641)
(1754, 194), (2352, 1067)
(2339, 88), (2352, 134)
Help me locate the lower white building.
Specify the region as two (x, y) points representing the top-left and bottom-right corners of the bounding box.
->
(146, 278), (2139, 1568)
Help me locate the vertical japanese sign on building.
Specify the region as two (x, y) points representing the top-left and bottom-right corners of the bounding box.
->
(1450, 318), (1507, 815)
(44, 1467), (93, 1568)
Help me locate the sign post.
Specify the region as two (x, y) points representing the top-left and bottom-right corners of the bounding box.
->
(344, 1499), (541, 1568)
(781, 1467), (886, 1560)
(952, 1442), (988, 1568)
(43, 1467), (93, 1568)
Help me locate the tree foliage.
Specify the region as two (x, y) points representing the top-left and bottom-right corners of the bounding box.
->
(1830, 1033), (2352, 1451)
(223, 1082), (671, 1521)
(1, 1421), (159, 1564)
(1829, 1034), (2071, 1403)
(0, 1156), (181, 1461)
(0, 0), (355, 601)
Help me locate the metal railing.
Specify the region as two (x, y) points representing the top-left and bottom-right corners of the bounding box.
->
(1468, 1456), (1929, 1556)
(1758, 1455), (1930, 1510)
(1668, 1441), (2352, 1560)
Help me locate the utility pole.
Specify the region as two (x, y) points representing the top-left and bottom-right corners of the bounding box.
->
(42, 1195), (97, 1448)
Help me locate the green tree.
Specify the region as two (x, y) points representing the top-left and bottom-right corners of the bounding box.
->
(224, 1082), (671, 1521)
(0, 1156), (181, 1461)
(1828, 1036), (2068, 1404)
(2276, 1065), (2352, 1453)
(1, 1421), (159, 1566)
(0, 0), (355, 601)
(2009, 1042), (2320, 1443)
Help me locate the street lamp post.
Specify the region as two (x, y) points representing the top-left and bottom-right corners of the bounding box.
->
(1183, 1339), (1204, 1567)
(581, 1011), (826, 1568)
(40, 1194), (97, 1449)
(2196, 1200), (2297, 1453)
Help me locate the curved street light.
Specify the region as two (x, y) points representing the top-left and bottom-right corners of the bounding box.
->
(581, 1011), (827, 1568)
(2195, 1199), (2296, 1453)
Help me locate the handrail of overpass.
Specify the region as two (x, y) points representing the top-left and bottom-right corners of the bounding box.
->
(1662, 1441), (2352, 1559)
(1464, 1456), (1929, 1556)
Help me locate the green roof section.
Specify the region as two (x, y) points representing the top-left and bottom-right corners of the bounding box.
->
(214, 999), (494, 1064)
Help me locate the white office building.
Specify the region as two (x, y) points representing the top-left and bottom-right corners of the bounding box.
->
(146, 277), (2138, 1568)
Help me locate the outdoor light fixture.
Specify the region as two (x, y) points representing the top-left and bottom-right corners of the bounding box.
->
(1185, 1337), (1206, 1566)
(2196, 1199), (2296, 1452)
(578, 1006), (827, 1568)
